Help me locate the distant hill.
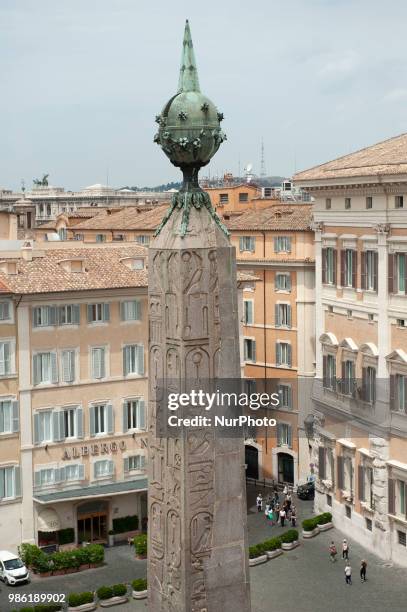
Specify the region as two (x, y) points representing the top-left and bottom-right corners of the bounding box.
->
(120, 181), (182, 192)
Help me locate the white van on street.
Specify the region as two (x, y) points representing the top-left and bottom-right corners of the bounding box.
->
(0, 551), (30, 586)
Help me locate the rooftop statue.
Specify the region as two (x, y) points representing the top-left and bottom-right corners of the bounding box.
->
(154, 20), (228, 237)
(33, 174), (49, 187)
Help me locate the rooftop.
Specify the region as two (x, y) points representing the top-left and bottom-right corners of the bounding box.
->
(294, 133), (407, 183)
(72, 205), (168, 232)
(226, 204), (313, 231)
(0, 245), (148, 294)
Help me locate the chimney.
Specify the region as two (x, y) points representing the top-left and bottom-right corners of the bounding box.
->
(21, 240), (33, 261)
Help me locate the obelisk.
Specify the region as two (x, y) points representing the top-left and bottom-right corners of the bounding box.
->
(148, 21), (251, 612)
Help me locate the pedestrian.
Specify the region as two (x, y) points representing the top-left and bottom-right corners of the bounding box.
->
(274, 490), (279, 504)
(360, 559), (367, 582)
(291, 506), (297, 527)
(268, 507), (274, 525)
(286, 492), (292, 510)
(342, 539), (349, 560)
(256, 493), (263, 513)
(279, 507), (286, 527)
(283, 484), (288, 496)
(344, 563), (352, 585)
(265, 503), (271, 518)
(329, 541), (337, 562)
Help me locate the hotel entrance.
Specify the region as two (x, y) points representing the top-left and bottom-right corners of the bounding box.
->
(77, 500), (108, 544)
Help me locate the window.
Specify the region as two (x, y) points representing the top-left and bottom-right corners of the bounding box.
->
(135, 235), (150, 245)
(263, 188), (272, 198)
(96, 234), (106, 243)
(358, 464), (373, 507)
(60, 350), (75, 383)
(342, 360), (355, 396)
(219, 194), (229, 204)
(123, 345), (144, 376)
(58, 228), (67, 240)
(113, 234), (125, 242)
(323, 354), (336, 390)
(94, 459), (114, 478)
(361, 251), (378, 291)
(278, 384), (292, 409)
(130, 258), (144, 270)
(274, 236), (291, 253)
(123, 399), (146, 432)
(36, 468), (55, 487)
(33, 306), (57, 328)
(0, 341), (14, 376)
(0, 466), (20, 499)
(395, 195), (404, 209)
(277, 423), (292, 447)
(398, 531), (407, 547)
(366, 196), (373, 209)
(397, 319), (406, 328)
(275, 304), (291, 328)
(125, 455), (146, 472)
(395, 254), (406, 294)
(345, 198), (351, 209)
(396, 480), (406, 517)
(59, 304), (80, 325)
(276, 342), (292, 367)
(326, 494), (332, 507)
(121, 300), (142, 321)
(65, 464), (84, 481)
(239, 192), (249, 203)
(328, 305), (334, 314)
(275, 273), (291, 291)
(391, 374), (407, 413)
(325, 198), (331, 210)
(33, 352), (58, 385)
(0, 301), (11, 321)
(345, 506), (352, 518)
(90, 403), (114, 436)
(91, 347), (106, 379)
(322, 248), (336, 285)
(365, 517), (372, 531)
(347, 309), (352, 319)
(368, 313), (374, 322)
(0, 400), (18, 434)
(87, 303), (110, 323)
(341, 249), (356, 288)
(239, 236), (255, 252)
(63, 407), (76, 438)
(243, 300), (253, 325)
(244, 339), (256, 362)
(361, 366), (376, 403)
(35, 410), (53, 443)
(74, 233), (84, 241)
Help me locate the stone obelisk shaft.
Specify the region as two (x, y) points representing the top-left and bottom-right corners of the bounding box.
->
(148, 205), (251, 612)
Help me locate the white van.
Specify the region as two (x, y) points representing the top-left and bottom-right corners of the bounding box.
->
(0, 551), (30, 585)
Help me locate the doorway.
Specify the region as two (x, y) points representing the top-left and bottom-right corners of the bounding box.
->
(278, 452), (294, 484)
(245, 445), (259, 479)
(77, 501), (108, 543)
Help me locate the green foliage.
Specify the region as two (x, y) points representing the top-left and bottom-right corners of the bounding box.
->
(19, 543), (43, 567)
(302, 517), (319, 531)
(249, 544), (265, 559)
(58, 527), (75, 545)
(280, 529), (299, 544)
(112, 514), (139, 534)
(112, 584), (127, 597)
(86, 543), (105, 564)
(263, 537), (282, 552)
(134, 533), (148, 556)
(97, 586), (114, 600)
(302, 512), (333, 530)
(21, 542), (103, 573)
(75, 546), (90, 565)
(12, 607), (62, 612)
(32, 551), (52, 573)
(68, 592), (94, 607)
(132, 578), (147, 592)
(317, 512), (333, 525)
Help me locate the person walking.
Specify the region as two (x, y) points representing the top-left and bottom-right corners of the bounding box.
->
(290, 505), (297, 527)
(344, 563), (352, 585)
(279, 507), (286, 527)
(286, 492), (292, 510)
(329, 541), (337, 562)
(342, 539), (349, 560)
(283, 484), (288, 496)
(256, 493), (263, 513)
(360, 559), (367, 582)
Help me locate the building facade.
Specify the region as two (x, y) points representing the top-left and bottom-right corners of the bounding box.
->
(295, 133), (407, 567)
(0, 243), (149, 552)
(227, 203), (316, 486)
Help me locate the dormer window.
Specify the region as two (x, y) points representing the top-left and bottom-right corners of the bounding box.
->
(0, 261), (17, 275)
(58, 259), (84, 273)
(120, 257), (145, 271)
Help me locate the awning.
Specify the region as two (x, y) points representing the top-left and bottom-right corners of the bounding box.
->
(34, 477), (148, 505)
(38, 508), (61, 532)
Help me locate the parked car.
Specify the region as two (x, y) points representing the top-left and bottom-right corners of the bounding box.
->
(0, 551), (30, 585)
(296, 480), (315, 500)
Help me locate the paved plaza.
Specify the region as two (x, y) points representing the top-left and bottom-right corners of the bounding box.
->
(1, 485), (406, 611)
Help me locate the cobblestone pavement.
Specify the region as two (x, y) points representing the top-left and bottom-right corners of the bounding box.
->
(1, 484), (406, 611)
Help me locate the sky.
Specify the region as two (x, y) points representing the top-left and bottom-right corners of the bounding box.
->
(1, 0), (407, 191)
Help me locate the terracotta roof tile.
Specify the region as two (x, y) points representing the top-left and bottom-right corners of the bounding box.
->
(72, 205), (168, 232)
(0, 246), (148, 294)
(225, 204), (313, 231)
(294, 133), (407, 182)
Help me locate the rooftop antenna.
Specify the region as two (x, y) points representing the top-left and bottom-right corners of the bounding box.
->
(106, 167), (109, 208)
(21, 179), (25, 194)
(260, 138), (266, 178)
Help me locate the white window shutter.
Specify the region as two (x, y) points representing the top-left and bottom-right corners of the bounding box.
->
(108, 460), (114, 475)
(137, 345), (144, 375)
(0, 343), (5, 375)
(52, 411), (62, 442)
(287, 344), (292, 367)
(76, 407), (83, 439)
(140, 455), (146, 469)
(49, 306), (57, 325)
(34, 470), (41, 488)
(12, 400), (19, 432)
(288, 426), (293, 448)
(138, 400), (146, 429)
(135, 300), (141, 320)
(14, 466), (21, 497)
(123, 346), (129, 376)
(72, 304), (80, 324)
(87, 304), (93, 322)
(89, 405), (96, 437)
(103, 303), (110, 321)
(122, 402), (129, 433)
(107, 403), (114, 434)
(123, 457), (129, 473)
(51, 353), (58, 383)
(33, 413), (40, 445)
(33, 354), (41, 385)
(100, 348), (106, 378)
(287, 306), (292, 328)
(276, 343), (281, 366)
(120, 302), (126, 321)
(79, 464), (85, 480)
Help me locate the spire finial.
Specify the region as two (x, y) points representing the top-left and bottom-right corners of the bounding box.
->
(178, 19), (200, 93)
